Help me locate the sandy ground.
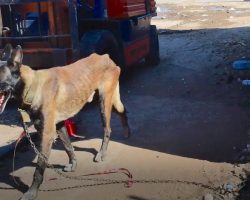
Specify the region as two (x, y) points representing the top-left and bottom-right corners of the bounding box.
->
(153, 0), (250, 30)
(1, 0), (250, 200)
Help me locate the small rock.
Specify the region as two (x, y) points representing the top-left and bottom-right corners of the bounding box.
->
(240, 173), (247, 179)
(224, 183), (235, 192)
(227, 193), (234, 199)
(220, 189), (226, 195)
(234, 192), (239, 196)
(204, 193), (213, 200)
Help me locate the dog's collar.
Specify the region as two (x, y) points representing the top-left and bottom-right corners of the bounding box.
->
(22, 74), (38, 106)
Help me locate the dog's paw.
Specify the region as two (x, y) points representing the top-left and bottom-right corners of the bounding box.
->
(20, 190), (37, 200)
(63, 160), (77, 172)
(94, 152), (106, 162)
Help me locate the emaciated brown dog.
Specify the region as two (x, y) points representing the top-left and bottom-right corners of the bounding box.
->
(0, 44), (130, 200)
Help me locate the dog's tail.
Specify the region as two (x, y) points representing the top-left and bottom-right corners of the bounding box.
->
(112, 82), (125, 113)
(112, 82), (130, 138)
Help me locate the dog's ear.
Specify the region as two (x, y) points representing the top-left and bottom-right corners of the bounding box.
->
(9, 45), (23, 70)
(1, 44), (12, 61)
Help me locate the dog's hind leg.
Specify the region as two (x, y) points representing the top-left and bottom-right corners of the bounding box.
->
(95, 92), (112, 162)
(56, 121), (77, 172)
(21, 112), (56, 200)
(112, 82), (131, 138)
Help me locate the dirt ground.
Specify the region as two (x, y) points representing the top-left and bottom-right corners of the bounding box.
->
(1, 0), (250, 200)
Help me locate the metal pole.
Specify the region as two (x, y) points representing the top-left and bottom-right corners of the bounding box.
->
(37, 2), (42, 36)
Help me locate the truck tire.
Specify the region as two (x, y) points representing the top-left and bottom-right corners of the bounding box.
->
(79, 30), (124, 67)
(145, 25), (160, 66)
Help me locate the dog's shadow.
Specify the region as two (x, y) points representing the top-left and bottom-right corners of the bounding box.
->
(54, 137), (98, 162)
(0, 101), (21, 127)
(0, 99), (138, 194)
(0, 109), (131, 199)
(0, 103), (103, 194)
(0, 134), (100, 194)
(72, 146), (98, 162)
(0, 137), (37, 193)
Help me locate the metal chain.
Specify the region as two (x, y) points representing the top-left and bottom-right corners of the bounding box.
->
(0, 122), (232, 200)
(19, 118), (228, 199)
(0, 179), (230, 200)
(23, 124), (225, 195)
(0, 179), (223, 193)
(39, 179), (221, 192)
(40, 179), (219, 191)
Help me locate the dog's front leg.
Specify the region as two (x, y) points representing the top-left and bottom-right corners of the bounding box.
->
(21, 114), (56, 200)
(56, 122), (77, 172)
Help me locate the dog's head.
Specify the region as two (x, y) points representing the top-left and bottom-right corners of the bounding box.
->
(0, 44), (23, 114)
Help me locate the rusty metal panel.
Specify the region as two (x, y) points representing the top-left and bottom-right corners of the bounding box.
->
(23, 48), (69, 68)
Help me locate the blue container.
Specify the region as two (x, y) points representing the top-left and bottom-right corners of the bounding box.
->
(232, 60), (250, 70)
(94, 0), (105, 18)
(242, 80), (250, 86)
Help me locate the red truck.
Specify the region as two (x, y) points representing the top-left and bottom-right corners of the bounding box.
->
(0, 0), (159, 70)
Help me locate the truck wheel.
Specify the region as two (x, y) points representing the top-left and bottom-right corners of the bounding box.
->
(145, 25), (160, 66)
(79, 30), (124, 68)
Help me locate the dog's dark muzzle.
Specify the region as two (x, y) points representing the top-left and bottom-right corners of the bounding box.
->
(0, 82), (11, 91)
